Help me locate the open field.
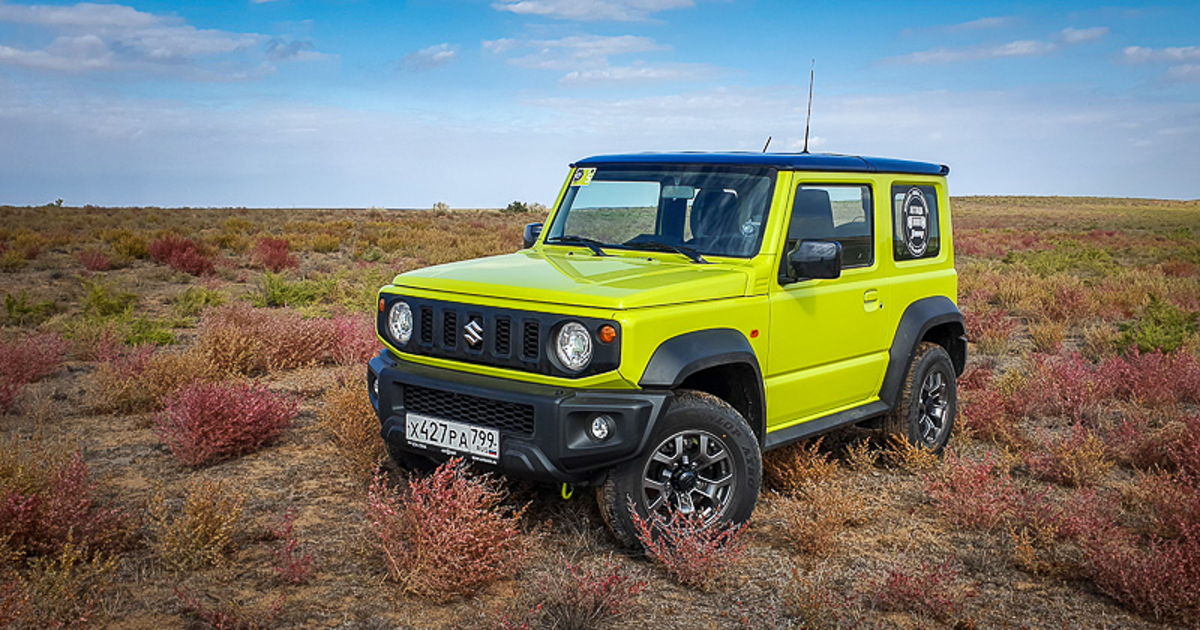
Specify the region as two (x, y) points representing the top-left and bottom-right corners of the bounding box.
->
(1, 197), (1199, 629)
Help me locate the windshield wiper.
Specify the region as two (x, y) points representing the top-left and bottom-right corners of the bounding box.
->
(624, 240), (709, 264)
(544, 235), (609, 256)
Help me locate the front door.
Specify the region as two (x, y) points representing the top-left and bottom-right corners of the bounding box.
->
(765, 180), (891, 430)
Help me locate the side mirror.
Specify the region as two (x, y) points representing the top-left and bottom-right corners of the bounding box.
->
(522, 223), (543, 249)
(786, 240), (842, 282)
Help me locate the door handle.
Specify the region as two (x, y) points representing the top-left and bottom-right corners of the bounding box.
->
(863, 289), (882, 312)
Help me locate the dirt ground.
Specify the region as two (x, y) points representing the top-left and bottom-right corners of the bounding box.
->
(2, 197), (1199, 629)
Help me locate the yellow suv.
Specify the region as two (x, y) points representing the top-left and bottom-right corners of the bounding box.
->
(369, 152), (966, 544)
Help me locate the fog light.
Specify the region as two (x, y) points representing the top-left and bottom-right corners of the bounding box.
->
(588, 414), (614, 442)
(370, 376), (379, 399)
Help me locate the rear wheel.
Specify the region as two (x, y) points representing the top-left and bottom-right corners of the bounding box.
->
(596, 390), (761, 548)
(883, 342), (957, 453)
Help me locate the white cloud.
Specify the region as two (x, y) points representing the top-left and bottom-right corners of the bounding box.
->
(402, 43), (459, 71)
(944, 16), (1015, 32)
(1060, 26), (1109, 44)
(488, 34), (664, 70)
(1121, 45), (1200, 84)
(891, 26), (1106, 65)
(491, 0), (694, 22)
(1166, 64), (1200, 83)
(1122, 45), (1200, 63)
(892, 39), (1056, 64)
(560, 61), (714, 84)
(0, 2), (323, 76)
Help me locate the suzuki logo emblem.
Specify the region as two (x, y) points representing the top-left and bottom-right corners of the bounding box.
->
(463, 319), (484, 347)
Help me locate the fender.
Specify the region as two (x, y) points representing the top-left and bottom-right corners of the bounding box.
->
(879, 296), (967, 407)
(639, 328), (766, 442)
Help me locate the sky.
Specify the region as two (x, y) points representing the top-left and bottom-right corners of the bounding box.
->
(0, 0), (1198, 208)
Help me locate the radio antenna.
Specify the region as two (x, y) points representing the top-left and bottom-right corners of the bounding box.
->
(761, 136), (772, 153)
(802, 60), (814, 154)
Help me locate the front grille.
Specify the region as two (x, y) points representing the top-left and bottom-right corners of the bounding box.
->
(495, 317), (511, 356)
(420, 307), (433, 344)
(522, 321), (540, 360)
(442, 311), (457, 348)
(405, 384), (535, 436)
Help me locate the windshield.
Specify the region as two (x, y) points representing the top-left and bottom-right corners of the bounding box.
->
(545, 165), (776, 259)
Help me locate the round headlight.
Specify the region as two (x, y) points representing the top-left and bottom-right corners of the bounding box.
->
(555, 322), (593, 372)
(387, 301), (413, 345)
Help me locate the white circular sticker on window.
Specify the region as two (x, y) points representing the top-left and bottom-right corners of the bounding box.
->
(901, 187), (929, 257)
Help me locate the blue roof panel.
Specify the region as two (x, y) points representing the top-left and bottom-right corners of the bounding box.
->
(573, 152), (949, 176)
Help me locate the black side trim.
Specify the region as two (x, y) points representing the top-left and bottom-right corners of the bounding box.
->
(764, 400), (889, 451)
(639, 328), (759, 388)
(879, 296), (966, 407)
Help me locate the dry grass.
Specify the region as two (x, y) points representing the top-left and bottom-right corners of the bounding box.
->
(147, 478), (247, 570)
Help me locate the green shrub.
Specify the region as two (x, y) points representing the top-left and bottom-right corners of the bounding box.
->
(1121, 297), (1199, 353)
(502, 201), (530, 214)
(255, 273), (336, 308)
(4, 291), (57, 326)
(174, 285), (227, 318)
(81, 280), (136, 318)
(126, 317), (176, 347)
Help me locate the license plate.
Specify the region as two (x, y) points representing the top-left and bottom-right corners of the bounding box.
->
(405, 412), (500, 462)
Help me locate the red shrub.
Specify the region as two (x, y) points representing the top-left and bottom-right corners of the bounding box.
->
(0, 331), (68, 385)
(1100, 350), (1199, 408)
(253, 237), (297, 273)
(331, 312), (380, 366)
(78, 248), (113, 271)
(961, 388), (1025, 446)
(365, 459), (528, 599)
(1016, 352), (1114, 421)
(1085, 523), (1200, 622)
(1024, 423), (1113, 487)
(270, 509), (315, 584)
(175, 589), (285, 630)
(1168, 414), (1200, 482)
(0, 445), (127, 557)
(925, 451), (1016, 530)
(149, 235), (214, 276)
(958, 364), (995, 392)
(866, 559), (973, 621)
(1042, 283), (1092, 322)
(963, 306), (1017, 352)
(154, 381), (299, 466)
(0, 332), (68, 414)
(1104, 415), (1177, 471)
(630, 503), (748, 590)
(524, 557), (648, 629)
(198, 303), (345, 374)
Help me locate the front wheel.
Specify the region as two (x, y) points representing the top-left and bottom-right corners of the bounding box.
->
(883, 342), (957, 453)
(596, 390), (762, 548)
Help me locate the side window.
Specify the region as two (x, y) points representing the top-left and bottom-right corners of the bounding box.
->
(892, 184), (940, 261)
(782, 184), (874, 275)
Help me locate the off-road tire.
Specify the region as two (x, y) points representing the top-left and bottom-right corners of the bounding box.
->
(595, 390), (762, 548)
(883, 341), (957, 453)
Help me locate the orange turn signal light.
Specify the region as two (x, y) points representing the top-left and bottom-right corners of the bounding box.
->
(599, 325), (617, 344)
(378, 298), (385, 312)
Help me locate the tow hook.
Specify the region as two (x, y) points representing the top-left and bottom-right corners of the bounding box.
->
(560, 483), (574, 500)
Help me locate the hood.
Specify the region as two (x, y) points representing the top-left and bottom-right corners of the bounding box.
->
(393, 251), (752, 310)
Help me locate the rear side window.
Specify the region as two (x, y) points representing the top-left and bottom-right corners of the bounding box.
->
(783, 184), (874, 273)
(892, 184), (940, 261)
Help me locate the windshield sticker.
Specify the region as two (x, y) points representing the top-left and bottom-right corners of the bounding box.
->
(569, 168), (596, 187)
(901, 187), (929, 257)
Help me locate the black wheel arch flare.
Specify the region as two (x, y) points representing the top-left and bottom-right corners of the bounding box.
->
(638, 328), (766, 444)
(879, 296), (967, 408)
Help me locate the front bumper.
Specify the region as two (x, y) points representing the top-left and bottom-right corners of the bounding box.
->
(368, 350), (671, 485)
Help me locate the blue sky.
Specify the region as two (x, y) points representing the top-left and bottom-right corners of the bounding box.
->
(0, 0), (1198, 207)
